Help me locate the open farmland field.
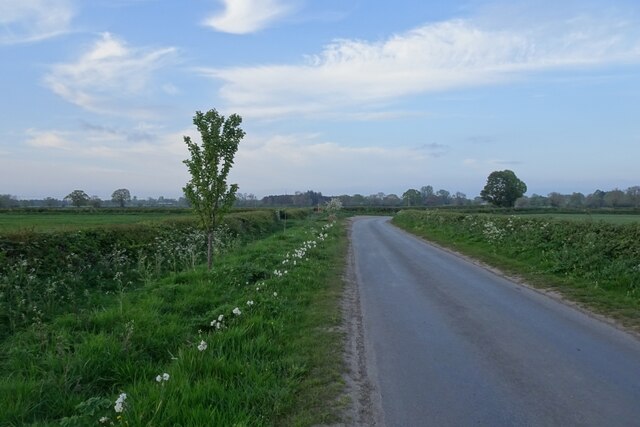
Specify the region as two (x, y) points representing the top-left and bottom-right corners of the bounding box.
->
(517, 212), (640, 225)
(0, 210), (196, 233)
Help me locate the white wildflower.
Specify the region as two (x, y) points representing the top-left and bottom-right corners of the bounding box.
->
(247, 300), (254, 306)
(197, 340), (207, 351)
(114, 392), (127, 413)
(233, 307), (242, 316)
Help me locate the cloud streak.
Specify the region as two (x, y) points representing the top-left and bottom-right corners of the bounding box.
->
(204, 0), (294, 34)
(0, 0), (74, 44)
(43, 33), (177, 116)
(231, 133), (440, 195)
(202, 12), (640, 118)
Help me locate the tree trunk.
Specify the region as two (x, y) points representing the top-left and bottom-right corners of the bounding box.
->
(207, 231), (213, 271)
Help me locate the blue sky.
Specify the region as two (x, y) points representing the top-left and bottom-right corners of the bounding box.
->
(1, 0), (639, 200)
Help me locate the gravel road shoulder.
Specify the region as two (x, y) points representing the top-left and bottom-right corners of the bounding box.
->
(328, 218), (384, 426)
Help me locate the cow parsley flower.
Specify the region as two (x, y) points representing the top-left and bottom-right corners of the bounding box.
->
(233, 307), (241, 316)
(246, 300), (254, 306)
(156, 372), (170, 382)
(198, 340), (207, 351)
(114, 393), (127, 413)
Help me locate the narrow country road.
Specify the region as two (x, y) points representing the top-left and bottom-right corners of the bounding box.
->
(350, 216), (640, 427)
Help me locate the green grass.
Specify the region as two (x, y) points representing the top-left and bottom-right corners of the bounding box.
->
(0, 211), (196, 232)
(0, 218), (347, 426)
(516, 213), (640, 224)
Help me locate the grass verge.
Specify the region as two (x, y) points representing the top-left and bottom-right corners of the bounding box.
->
(0, 218), (347, 426)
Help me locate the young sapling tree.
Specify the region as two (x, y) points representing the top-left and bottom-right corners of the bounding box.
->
(182, 109), (245, 270)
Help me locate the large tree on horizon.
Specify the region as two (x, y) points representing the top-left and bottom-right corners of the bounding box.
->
(480, 170), (527, 208)
(64, 190), (90, 208)
(111, 188), (131, 208)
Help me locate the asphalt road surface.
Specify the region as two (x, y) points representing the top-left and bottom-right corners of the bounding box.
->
(351, 216), (640, 427)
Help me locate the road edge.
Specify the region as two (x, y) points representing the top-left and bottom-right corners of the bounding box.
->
(331, 217), (385, 426)
(388, 217), (640, 341)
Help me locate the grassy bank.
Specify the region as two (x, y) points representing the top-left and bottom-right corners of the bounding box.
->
(0, 210), (313, 339)
(0, 217), (347, 426)
(393, 210), (640, 331)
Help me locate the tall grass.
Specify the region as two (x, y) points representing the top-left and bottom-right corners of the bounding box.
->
(0, 218), (346, 426)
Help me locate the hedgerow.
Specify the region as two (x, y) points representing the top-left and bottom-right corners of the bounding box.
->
(0, 210), (309, 339)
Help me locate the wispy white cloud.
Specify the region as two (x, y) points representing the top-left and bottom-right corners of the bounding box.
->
(204, 0), (294, 34)
(230, 133), (440, 195)
(43, 33), (177, 116)
(17, 125), (192, 197)
(201, 12), (640, 118)
(25, 129), (73, 150)
(23, 124), (187, 158)
(0, 0), (74, 44)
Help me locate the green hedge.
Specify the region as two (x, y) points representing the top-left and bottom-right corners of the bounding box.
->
(0, 210), (307, 339)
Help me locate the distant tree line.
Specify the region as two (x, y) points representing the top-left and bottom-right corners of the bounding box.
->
(0, 190), (190, 209)
(234, 187), (471, 208)
(236, 185), (640, 209)
(2, 185), (639, 210)
(515, 186), (640, 209)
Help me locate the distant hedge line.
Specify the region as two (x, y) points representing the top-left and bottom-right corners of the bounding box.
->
(0, 210), (309, 275)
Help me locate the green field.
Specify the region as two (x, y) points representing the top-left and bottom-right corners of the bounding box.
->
(0, 210), (196, 232)
(517, 213), (640, 224)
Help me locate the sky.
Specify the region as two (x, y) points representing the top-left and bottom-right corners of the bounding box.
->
(1, 0), (639, 200)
